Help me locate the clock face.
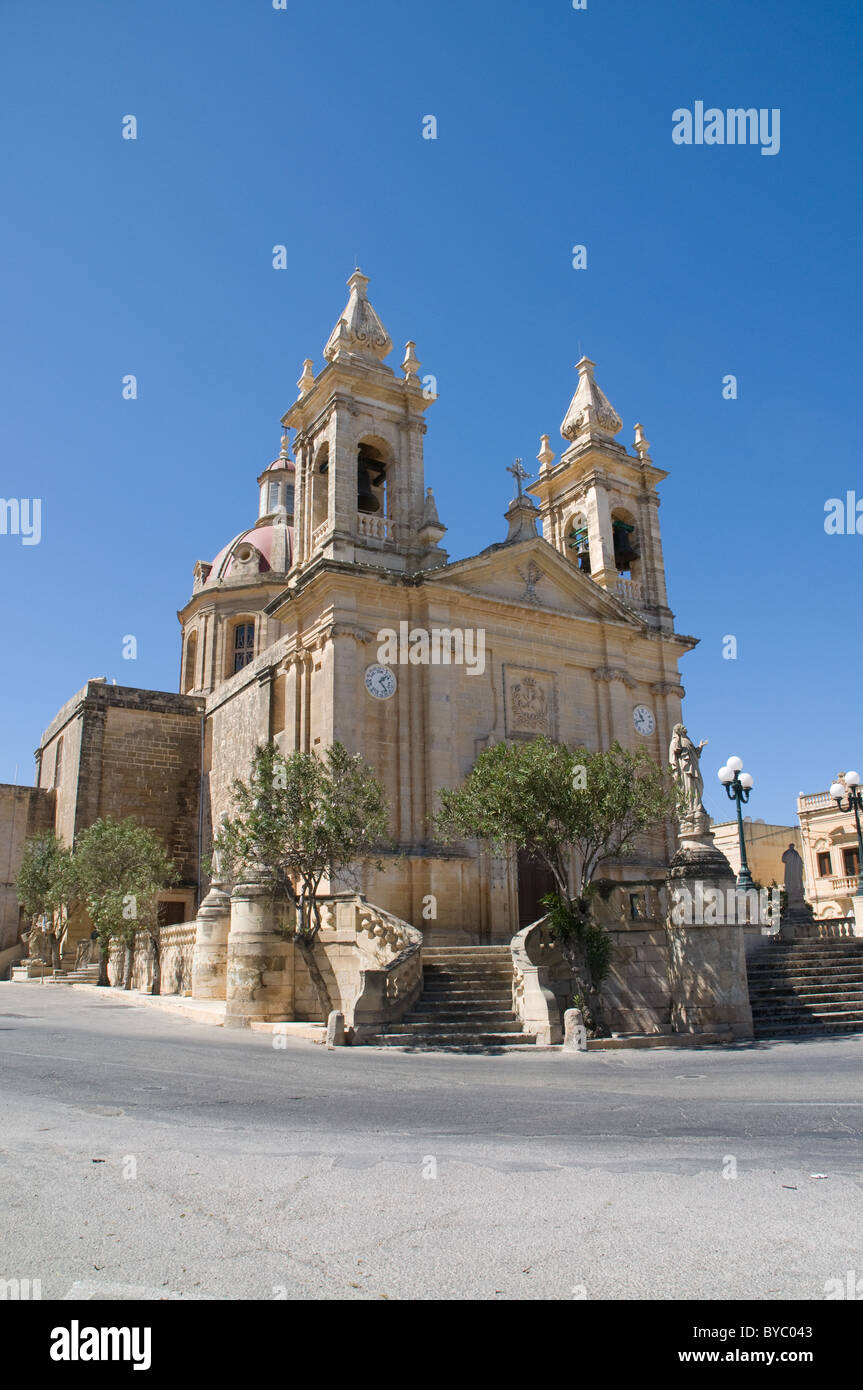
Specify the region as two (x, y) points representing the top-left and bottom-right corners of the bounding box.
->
(633, 704), (656, 737)
(364, 664), (397, 700)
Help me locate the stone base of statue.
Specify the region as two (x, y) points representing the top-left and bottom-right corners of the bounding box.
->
(666, 814), (754, 1039)
(224, 866), (295, 1028)
(191, 885), (232, 1000)
(779, 901), (816, 941)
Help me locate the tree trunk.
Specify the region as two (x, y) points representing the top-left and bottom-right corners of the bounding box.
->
(295, 933), (333, 1020)
(123, 940), (134, 990)
(151, 937), (161, 996)
(49, 931), (61, 971)
(97, 942), (110, 987)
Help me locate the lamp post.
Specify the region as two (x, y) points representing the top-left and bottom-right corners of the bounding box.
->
(718, 756), (755, 889)
(829, 771), (863, 899)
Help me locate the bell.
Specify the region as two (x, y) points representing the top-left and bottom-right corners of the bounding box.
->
(357, 459), (381, 513)
(613, 521), (638, 570)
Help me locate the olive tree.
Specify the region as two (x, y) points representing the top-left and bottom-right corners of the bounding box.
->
(72, 818), (176, 992)
(214, 742), (390, 1019)
(436, 737), (675, 1034)
(16, 832), (76, 969)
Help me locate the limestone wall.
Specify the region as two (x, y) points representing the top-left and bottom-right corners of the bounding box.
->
(107, 923), (197, 994)
(35, 682), (205, 890)
(0, 785), (56, 951)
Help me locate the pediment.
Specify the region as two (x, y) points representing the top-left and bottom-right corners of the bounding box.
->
(423, 537), (644, 627)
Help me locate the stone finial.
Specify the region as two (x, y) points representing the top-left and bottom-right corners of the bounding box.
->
(503, 492), (540, 545)
(323, 269), (393, 363)
(402, 340), (421, 380)
(297, 359), (315, 396)
(633, 422), (651, 460)
(418, 487), (447, 546)
(537, 433), (555, 470)
(560, 356), (623, 443)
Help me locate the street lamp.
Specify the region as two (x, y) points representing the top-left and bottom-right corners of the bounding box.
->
(717, 756), (755, 889)
(829, 771), (863, 899)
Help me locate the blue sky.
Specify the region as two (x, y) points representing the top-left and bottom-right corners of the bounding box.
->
(1, 0), (861, 824)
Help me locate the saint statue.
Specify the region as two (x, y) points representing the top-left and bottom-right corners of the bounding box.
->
(782, 843), (805, 906)
(668, 723), (708, 821)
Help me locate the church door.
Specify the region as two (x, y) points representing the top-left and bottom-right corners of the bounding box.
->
(517, 851), (556, 928)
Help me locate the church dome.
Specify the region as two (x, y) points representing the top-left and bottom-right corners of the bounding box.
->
(204, 522), (293, 586)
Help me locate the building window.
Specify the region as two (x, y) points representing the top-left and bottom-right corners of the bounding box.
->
(629, 892), (646, 921)
(183, 631), (198, 693)
(567, 524), (591, 573)
(267, 481), (281, 511)
(843, 847), (859, 877)
(284, 483), (295, 516)
(53, 736), (64, 789)
(817, 851), (832, 878)
(233, 622), (255, 672)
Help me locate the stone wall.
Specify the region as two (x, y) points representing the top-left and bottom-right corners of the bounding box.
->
(107, 923), (197, 994)
(512, 887), (675, 1040)
(0, 785), (56, 951)
(36, 681), (205, 887)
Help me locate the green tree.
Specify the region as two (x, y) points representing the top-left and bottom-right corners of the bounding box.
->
(436, 737), (675, 1034)
(214, 742), (390, 1018)
(71, 818), (176, 992)
(16, 831), (76, 969)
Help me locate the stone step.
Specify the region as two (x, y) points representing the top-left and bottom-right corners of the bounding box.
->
(753, 1019), (863, 1037)
(749, 949), (863, 959)
(748, 965), (863, 977)
(393, 1017), (524, 1033)
(420, 990), (513, 1004)
(405, 1009), (517, 1024)
(422, 969), (513, 983)
(376, 1031), (538, 1049)
(423, 947), (511, 957)
(754, 1007), (863, 1023)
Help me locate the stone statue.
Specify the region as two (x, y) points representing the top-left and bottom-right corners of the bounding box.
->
(782, 843), (805, 906)
(668, 723), (708, 821)
(210, 813), (230, 889)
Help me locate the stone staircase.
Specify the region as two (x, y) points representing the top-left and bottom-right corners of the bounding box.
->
(748, 939), (863, 1038)
(10, 963), (100, 985)
(375, 945), (537, 1050)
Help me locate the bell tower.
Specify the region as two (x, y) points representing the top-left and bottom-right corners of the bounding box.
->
(283, 270), (447, 574)
(529, 356), (674, 631)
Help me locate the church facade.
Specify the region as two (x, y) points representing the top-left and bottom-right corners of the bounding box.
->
(6, 273), (708, 1026)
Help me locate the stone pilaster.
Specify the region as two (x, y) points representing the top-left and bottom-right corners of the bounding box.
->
(666, 828), (753, 1038)
(224, 867), (295, 1027)
(191, 884), (231, 1000)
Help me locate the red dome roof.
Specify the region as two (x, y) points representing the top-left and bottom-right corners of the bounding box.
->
(204, 524), (292, 586)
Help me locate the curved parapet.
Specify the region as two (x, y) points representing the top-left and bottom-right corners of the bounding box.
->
(511, 915), (572, 1046)
(351, 901), (423, 1042)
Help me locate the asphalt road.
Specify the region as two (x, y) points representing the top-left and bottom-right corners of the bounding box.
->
(2, 982), (862, 1301)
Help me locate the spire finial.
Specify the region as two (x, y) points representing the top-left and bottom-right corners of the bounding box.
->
(506, 458), (531, 499)
(537, 434), (555, 470)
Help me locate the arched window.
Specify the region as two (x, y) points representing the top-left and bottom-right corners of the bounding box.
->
(312, 447), (329, 532)
(183, 632), (198, 693)
(611, 509), (639, 576)
(284, 483), (295, 517)
(267, 481), (281, 512)
(357, 443), (387, 516)
(232, 621), (255, 673)
(53, 736), (64, 789)
(565, 512), (591, 573)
